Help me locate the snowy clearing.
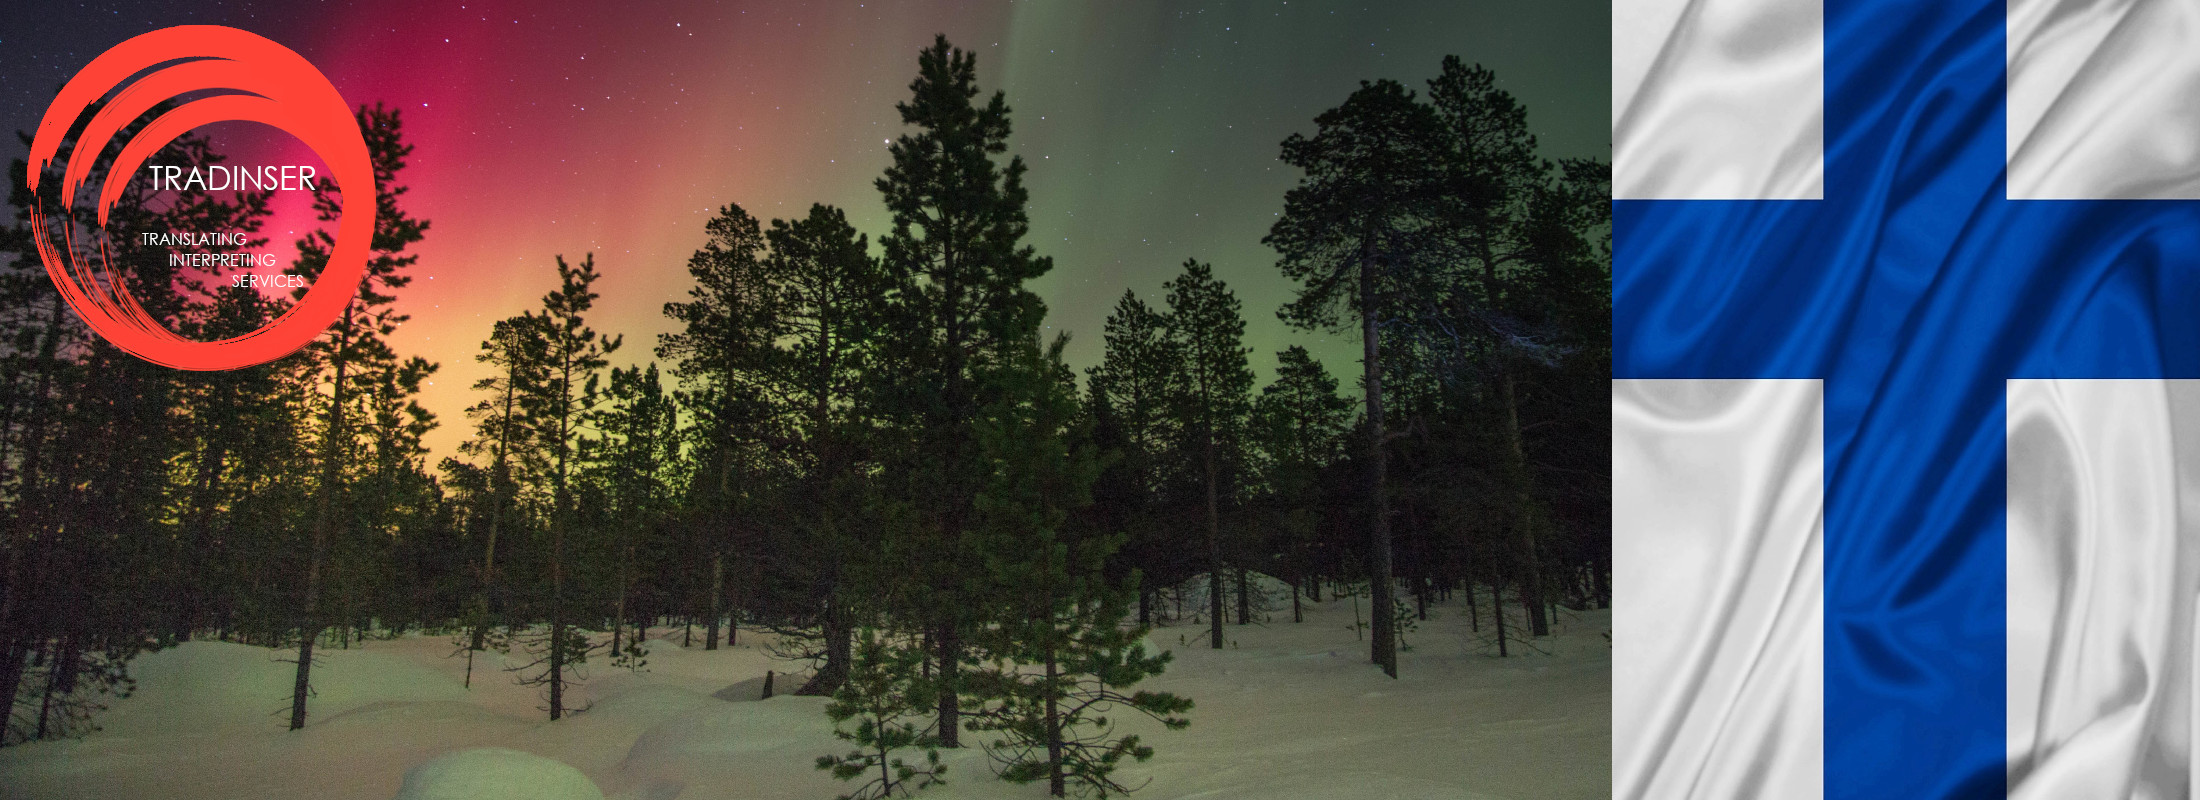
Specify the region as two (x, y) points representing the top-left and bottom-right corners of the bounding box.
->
(0, 596), (1609, 800)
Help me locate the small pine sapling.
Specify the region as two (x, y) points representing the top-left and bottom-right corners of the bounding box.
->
(1391, 596), (1418, 652)
(967, 604), (1194, 798)
(505, 623), (600, 718)
(962, 335), (1195, 797)
(816, 632), (945, 800)
(610, 635), (650, 673)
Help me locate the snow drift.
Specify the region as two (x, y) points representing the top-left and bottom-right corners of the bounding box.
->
(394, 748), (603, 800)
(0, 594), (1609, 799)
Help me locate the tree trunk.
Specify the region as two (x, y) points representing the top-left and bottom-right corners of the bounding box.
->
(470, 372), (521, 657)
(1351, 589), (1363, 640)
(1206, 433), (1224, 649)
(1044, 645), (1066, 797)
(875, 726), (891, 793)
(0, 637), (29, 735)
(1466, 573), (1480, 633)
(726, 557), (742, 647)
(1235, 567), (1250, 625)
(293, 310), (355, 731)
(935, 622), (961, 747)
(612, 540), (632, 657)
(181, 426), (230, 641)
(33, 635), (73, 741)
(798, 595), (851, 696)
(1491, 579), (1510, 657)
(705, 551), (723, 651)
(1361, 257), (1396, 678)
(1291, 581), (1302, 623)
(1503, 368), (1549, 638)
(549, 513), (567, 721)
(1475, 227), (1546, 640)
(822, 599), (850, 690)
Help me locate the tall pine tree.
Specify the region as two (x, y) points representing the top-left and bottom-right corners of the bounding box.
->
(658, 203), (776, 659)
(1265, 80), (1447, 678)
(760, 204), (888, 694)
(1159, 260), (1251, 647)
(580, 362), (678, 662)
(510, 253), (620, 721)
(871, 35), (1052, 746)
(288, 103), (434, 728)
(1251, 346), (1351, 623)
(1085, 291), (1184, 626)
(452, 313), (549, 686)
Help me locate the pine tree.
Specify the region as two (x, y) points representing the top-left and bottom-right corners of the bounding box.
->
(1420, 58), (1558, 637)
(287, 102), (433, 729)
(871, 34), (1053, 747)
(581, 362), (678, 664)
(1512, 157), (1610, 611)
(758, 204), (886, 694)
(1159, 260), (1252, 648)
(1405, 59), (1613, 637)
(454, 314), (549, 686)
(170, 286), (309, 644)
(1251, 347), (1352, 623)
(511, 253), (621, 720)
(965, 336), (1192, 798)
(336, 353), (440, 643)
(168, 285), (298, 642)
(816, 631), (947, 800)
(1085, 291), (1185, 626)
(0, 102), (277, 741)
(658, 203), (776, 662)
(1265, 79), (1447, 678)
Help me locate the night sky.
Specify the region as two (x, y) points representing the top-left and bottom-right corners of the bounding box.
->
(1, 0), (1609, 460)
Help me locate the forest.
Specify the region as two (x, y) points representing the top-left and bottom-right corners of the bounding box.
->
(0, 35), (1608, 799)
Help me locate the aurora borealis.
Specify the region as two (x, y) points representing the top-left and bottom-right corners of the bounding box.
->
(1, 0), (1608, 459)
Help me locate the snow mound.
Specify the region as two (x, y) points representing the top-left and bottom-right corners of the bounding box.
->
(709, 674), (772, 702)
(1186, 770), (1505, 800)
(709, 669), (809, 702)
(612, 695), (837, 792)
(103, 640), (469, 735)
(393, 748), (603, 800)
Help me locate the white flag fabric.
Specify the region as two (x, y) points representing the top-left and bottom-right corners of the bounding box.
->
(2007, 380), (2200, 797)
(1614, 380), (1823, 800)
(2006, 0), (2200, 199)
(1613, 0), (1822, 200)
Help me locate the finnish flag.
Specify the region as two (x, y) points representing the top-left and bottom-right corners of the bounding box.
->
(1612, 0), (2200, 798)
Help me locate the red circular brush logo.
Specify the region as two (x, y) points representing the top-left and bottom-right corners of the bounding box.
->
(26, 25), (374, 371)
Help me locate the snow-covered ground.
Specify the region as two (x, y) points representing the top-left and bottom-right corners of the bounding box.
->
(0, 592), (1609, 799)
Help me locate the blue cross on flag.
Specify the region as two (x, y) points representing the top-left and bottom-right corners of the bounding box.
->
(1612, 0), (2200, 798)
